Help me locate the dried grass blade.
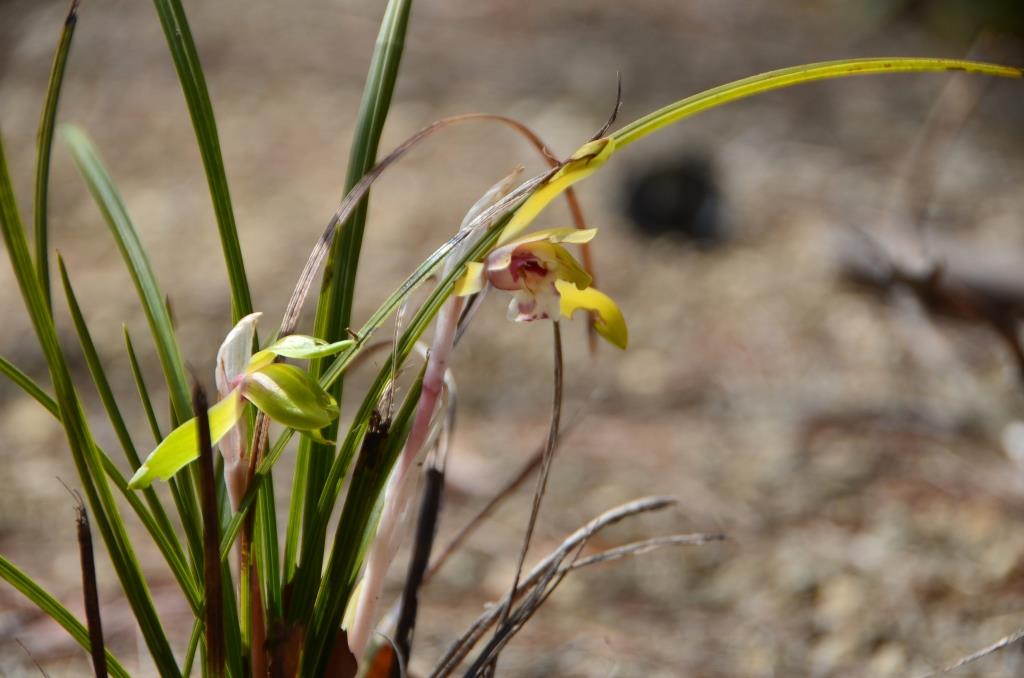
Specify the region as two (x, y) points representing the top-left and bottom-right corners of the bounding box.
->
(0, 556), (130, 678)
(920, 627), (1024, 677)
(74, 499), (107, 678)
(430, 496), (677, 677)
(392, 463), (444, 673)
(568, 533), (726, 570)
(495, 321), (564, 634)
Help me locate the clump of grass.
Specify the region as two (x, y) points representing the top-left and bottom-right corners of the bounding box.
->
(1, 0), (1022, 675)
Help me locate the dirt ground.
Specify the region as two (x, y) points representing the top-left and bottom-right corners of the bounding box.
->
(4, 0), (1024, 676)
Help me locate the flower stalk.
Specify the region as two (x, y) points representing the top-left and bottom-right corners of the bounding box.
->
(347, 172), (519, 659)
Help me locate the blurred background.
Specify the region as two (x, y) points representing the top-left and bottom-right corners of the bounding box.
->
(4, 0), (1024, 675)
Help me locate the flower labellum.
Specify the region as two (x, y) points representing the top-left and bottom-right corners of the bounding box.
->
(454, 227), (628, 349)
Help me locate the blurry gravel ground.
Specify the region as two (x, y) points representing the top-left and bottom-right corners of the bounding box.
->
(4, 0), (1024, 675)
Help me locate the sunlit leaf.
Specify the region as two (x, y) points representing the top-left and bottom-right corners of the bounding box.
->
(497, 137), (616, 245)
(611, 57), (1023, 150)
(129, 393), (243, 489)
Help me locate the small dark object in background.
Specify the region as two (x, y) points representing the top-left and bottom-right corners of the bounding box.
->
(623, 154), (726, 247)
(864, 0), (1024, 41)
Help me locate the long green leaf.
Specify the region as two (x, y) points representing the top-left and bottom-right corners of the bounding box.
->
(60, 125), (192, 420)
(220, 207), (516, 565)
(61, 124), (204, 567)
(613, 58), (1023, 149)
(284, 213), (513, 629)
(289, 0), (415, 591)
(0, 556), (130, 678)
(1, 351), (201, 612)
(302, 372), (422, 675)
(150, 0), (253, 321)
(123, 326), (165, 444)
(58, 258), (199, 609)
(0, 355), (57, 415)
(34, 0), (79, 306)
(129, 395), (242, 488)
(0, 132), (181, 676)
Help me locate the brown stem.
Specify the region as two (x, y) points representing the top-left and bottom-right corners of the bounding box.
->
(193, 383), (225, 677)
(74, 497), (107, 678)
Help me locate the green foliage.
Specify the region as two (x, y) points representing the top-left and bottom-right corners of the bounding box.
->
(0, 1), (1021, 675)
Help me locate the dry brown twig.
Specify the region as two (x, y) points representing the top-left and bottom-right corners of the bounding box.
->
(429, 496), (724, 677)
(63, 484), (106, 678)
(919, 627), (1024, 677)
(496, 322), (565, 629)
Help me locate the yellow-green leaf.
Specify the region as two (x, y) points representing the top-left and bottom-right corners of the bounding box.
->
(129, 393), (244, 489)
(612, 58), (1023, 150)
(497, 138), (616, 245)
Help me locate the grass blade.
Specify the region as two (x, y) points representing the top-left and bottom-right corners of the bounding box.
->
(61, 124), (204, 565)
(0, 355), (57, 415)
(301, 372), (424, 675)
(290, 0), (414, 598)
(2, 343), (201, 612)
(59, 257), (200, 598)
(150, 0), (253, 321)
(60, 125), (192, 420)
(612, 58), (1023, 149)
(393, 462), (444, 670)
(123, 326), (165, 444)
(495, 321), (563, 635)
(33, 0), (80, 306)
(0, 555), (130, 678)
(1, 131), (181, 676)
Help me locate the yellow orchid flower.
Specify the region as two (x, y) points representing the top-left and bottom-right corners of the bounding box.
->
(455, 227), (628, 349)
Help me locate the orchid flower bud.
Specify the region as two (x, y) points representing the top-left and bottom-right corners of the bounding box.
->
(129, 315), (352, 491)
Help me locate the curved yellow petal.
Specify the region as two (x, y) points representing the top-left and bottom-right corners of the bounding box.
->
(453, 261), (486, 297)
(555, 279), (628, 350)
(551, 244), (592, 289)
(555, 228), (599, 245)
(498, 137), (617, 245)
(504, 227), (598, 248)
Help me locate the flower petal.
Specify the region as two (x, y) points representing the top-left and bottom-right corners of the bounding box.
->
(129, 392), (245, 488)
(216, 312), (261, 399)
(453, 261), (486, 297)
(242, 363), (339, 431)
(503, 227), (598, 248)
(508, 288), (560, 322)
(498, 137), (617, 245)
(550, 244), (592, 289)
(555, 279), (628, 349)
